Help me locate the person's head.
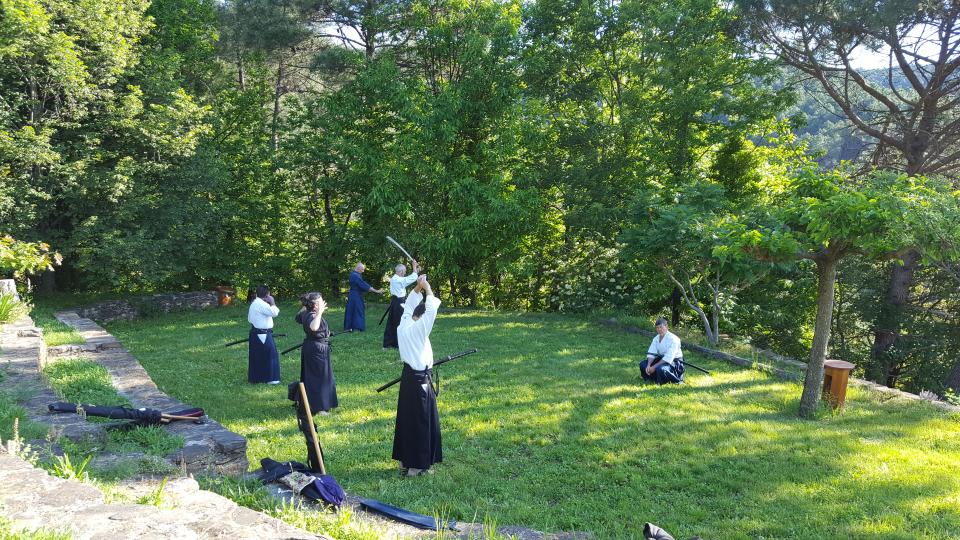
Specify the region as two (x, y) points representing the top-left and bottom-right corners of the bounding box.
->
(412, 301), (427, 321)
(355, 263), (365, 273)
(395, 263), (407, 277)
(654, 317), (668, 336)
(300, 292), (323, 311)
(256, 285), (270, 299)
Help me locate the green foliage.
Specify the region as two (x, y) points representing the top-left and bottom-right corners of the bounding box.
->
(0, 388), (49, 443)
(43, 358), (129, 408)
(0, 516), (72, 540)
(49, 452), (92, 481)
(43, 358), (184, 460)
(0, 236), (61, 277)
(718, 167), (960, 416)
(135, 477), (169, 507)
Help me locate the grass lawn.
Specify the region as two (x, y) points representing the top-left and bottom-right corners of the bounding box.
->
(28, 293), (99, 346)
(104, 301), (960, 539)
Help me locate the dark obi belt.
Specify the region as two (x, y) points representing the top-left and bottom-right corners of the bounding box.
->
(252, 327), (272, 334)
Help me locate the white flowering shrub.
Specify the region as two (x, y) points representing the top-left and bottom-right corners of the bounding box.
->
(545, 236), (643, 312)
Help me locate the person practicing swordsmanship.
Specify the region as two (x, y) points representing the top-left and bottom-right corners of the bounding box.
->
(393, 275), (442, 477)
(248, 285), (281, 384)
(296, 292), (337, 414)
(383, 260), (420, 349)
(639, 318), (684, 384)
(344, 263), (383, 331)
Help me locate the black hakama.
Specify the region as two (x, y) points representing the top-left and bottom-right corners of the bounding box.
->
(382, 295), (405, 348)
(392, 364), (442, 470)
(248, 327), (280, 383)
(297, 311), (338, 412)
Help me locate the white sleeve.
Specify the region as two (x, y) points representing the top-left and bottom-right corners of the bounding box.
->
(647, 337), (659, 358)
(254, 300), (279, 317)
(403, 290), (423, 317)
(401, 272), (418, 287)
(419, 294), (441, 334)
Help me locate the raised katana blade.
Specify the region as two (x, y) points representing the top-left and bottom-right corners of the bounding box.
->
(386, 236), (415, 264)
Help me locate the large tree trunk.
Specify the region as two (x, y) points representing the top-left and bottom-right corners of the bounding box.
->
(868, 250), (920, 386)
(237, 51), (246, 90)
(944, 360), (960, 393)
(799, 256), (838, 418)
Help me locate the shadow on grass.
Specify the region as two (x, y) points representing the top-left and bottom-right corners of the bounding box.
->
(104, 303), (960, 539)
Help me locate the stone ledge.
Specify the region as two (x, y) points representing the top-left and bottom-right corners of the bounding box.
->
(49, 312), (250, 475)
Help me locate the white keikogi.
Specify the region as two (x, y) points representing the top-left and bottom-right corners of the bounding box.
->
(248, 297), (279, 333)
(647, 331), (682, 367)
(397, 290), (441, 371)
(389, 271), (418, 297)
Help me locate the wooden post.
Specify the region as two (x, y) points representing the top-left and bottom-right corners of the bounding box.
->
(297, 382), (326, 474)
(822, 359), (856, 409)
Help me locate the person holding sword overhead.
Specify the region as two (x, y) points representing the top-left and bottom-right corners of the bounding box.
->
(392, 274), (443, 477)
(383, 260), (420, 349)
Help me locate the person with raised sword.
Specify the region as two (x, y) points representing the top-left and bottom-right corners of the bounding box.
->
(392, 274), (443, 476)
(383, 260), (420, 349)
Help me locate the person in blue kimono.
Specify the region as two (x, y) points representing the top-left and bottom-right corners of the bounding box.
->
(343, 263), (383, 331)
(247, 285), (280, 384)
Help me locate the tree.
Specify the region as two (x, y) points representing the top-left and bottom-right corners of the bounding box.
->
(719, 167), (960, 417)
(735, 0), (960, 388)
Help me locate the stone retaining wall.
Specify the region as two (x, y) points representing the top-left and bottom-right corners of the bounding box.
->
(76, 291), (219, 324)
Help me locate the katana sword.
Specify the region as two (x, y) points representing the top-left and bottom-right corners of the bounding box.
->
(386, 236), (416, 265)
(281, 329), (354, 355)
(225, 334), (286, 347)
(376, 348), (478, 392)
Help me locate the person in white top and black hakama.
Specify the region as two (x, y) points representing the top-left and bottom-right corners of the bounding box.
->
(392, 275), (442, 476)
(639, 318), (684, 384)
(295, 292), (338, 413)
(383, 261), (419, 349)
(247, 285), (281, 384)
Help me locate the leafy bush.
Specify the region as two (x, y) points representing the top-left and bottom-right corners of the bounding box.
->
(0, 235), (61, 278)
(0, 293), (29, 323)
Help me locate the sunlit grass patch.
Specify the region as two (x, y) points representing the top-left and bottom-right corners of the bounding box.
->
(105, 301), (960, 539)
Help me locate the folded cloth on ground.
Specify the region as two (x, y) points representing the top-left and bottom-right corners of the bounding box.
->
(280, 471), (317, 494)
(260, 457), (345, 507)
(360, 498), (457, 531)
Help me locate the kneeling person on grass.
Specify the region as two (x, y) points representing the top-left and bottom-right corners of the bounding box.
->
(640, 318), (684, 384)
(392, 275), (442, 477)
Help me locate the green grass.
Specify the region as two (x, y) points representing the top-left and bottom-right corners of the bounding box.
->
(28, 299), (84, 346)
(42, 358), (184, 468)
(0, 516), (71, 540)
(0, 368), (50, 444)
(105, 301), (960, 539)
